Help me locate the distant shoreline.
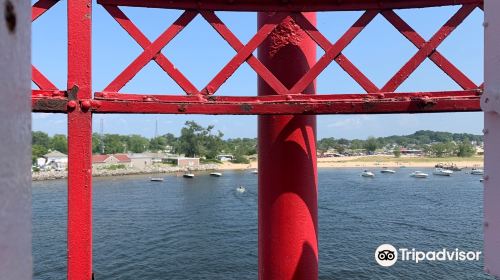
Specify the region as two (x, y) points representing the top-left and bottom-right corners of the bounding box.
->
(32, 155), (483, 181)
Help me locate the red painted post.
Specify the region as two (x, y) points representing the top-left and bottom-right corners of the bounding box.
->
(258, 13), (318, 280)
(67, 0), (92, 279)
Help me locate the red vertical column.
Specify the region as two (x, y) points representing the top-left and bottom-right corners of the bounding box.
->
(257, 13), (318, 280)
(67, 0), (92, 279)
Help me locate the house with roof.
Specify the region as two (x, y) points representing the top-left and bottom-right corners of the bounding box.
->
(42, 151), (68, 170)
(165, 157), (200, 168)
(92, 154), (131, 168)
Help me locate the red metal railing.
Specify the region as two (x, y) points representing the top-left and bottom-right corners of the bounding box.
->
(32, 0), (483, 115)
(31, 0), (484, 279)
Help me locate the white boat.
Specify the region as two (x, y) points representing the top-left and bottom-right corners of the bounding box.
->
(480, 178), (484, 182)
(236, 186), (246, 193)
(210, 172), (222, 177)
(361, 170), (375, 178)
(183, 173), (195, 178)
(251, 169), (258, 174)
(150, 177), (164, 182)
(432, 168), (453, 176)
(410, 171), (428, 178)
(471, 168), (484, 175)
(380, 168), (396, 174)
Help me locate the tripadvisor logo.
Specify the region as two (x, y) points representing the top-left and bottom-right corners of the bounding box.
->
(375, 244), (398, 267)
(375, 244), (482, 267)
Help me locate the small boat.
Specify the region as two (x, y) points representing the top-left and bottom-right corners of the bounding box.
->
(432, 168), (453, 176)
(361, 170), (375, 178)
(150, 177), (164, 182)
(236, 186), (246, 193)
(251, 169), (258, 174)
(183, 173), (195, 178)
(471, 168), (484, 175)
(210, 172), (222, 177)
(480, 178), (484, 182)
(380, 168), (396, 174)
(410, 171), (428, 178)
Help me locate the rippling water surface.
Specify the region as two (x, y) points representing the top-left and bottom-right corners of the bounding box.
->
(33, 168), (491, 279)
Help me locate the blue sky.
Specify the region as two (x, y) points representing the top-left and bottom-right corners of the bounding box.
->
(32, 2), (484, 139)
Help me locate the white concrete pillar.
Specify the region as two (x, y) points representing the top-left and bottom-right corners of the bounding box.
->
(483, 0), (500, 277)
(0, 0), (32, 279)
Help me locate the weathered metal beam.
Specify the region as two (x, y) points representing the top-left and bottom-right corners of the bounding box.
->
(88, 91), (481, 114)
(67, 0), (93, 279)
(97, 0), (483, 12)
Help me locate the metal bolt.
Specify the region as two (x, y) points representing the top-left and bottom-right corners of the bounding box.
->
(67, 100), (77, 110)
(483, 128), (489, 134)
(4, 0), (16, 33)
(81, 100), (91, 111)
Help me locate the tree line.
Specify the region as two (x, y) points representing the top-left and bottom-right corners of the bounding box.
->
(33, 126), (483, 164)
(317, 130), (482, 157)
(33, 121), (257, 164)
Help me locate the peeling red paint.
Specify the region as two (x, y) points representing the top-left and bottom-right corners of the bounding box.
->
(268, 16), (304, 57)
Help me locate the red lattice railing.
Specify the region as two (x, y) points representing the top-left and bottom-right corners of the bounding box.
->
(32, 0), (483, 115)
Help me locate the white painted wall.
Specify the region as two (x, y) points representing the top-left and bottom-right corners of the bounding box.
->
(0, 0), (32, 279)
(483, 0), (500, 277)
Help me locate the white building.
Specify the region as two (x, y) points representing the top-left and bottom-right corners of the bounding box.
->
(43, 151), (68, 170)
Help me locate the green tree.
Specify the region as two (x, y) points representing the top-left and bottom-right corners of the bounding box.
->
(364, 137), (378, 154)
(334, 144), (346, 154)
(32, 131), (50, 148)
(393, 147), (401, 158)
(350, 139), (364, 150)
(317, 138), (336, 155)
(177, 121), (224, 158)
(429, 142), (456, 157)
(50, 134), (68, 154)
(92, 133), (102, 154)
(231, 153), (250, 164)
(103, 134), (126, 154)
(32, 144), (48, 164)
(457, 139), (475, 157)
(127, 135), (149, 153)
(150, 136), (167, 152)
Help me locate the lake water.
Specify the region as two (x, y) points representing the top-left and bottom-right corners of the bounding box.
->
(32, 168), (492, 279)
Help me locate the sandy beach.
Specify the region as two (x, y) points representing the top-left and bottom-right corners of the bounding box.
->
(216, 155), (484, 170)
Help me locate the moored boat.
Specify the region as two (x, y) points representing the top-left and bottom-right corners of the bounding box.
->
(471, 168), (484, 175)
(183, 173), (195, 178)
(410, 171), (428, 178)
(432, 168), (453, 176)
(361, 170), (375, 178)
(380, 168), (396, 174)
(210, 172), (222, 177)
(150, 177), (164, 182)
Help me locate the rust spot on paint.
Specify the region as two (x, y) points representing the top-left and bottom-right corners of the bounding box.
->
(268, 17), (304, 57)
(34, 98), (68, 112)
(416, 97), (437, 109)
(207, 96), (217, 102)
(67, 85), (79, 100)
(362, 101), (376, 111)
(4, 0), (15, 33)
(241, 104), (252, 112)
(178, 104), (187, 112)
